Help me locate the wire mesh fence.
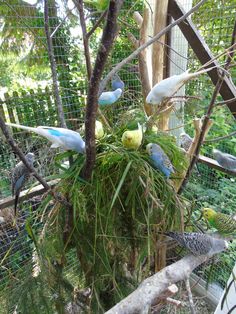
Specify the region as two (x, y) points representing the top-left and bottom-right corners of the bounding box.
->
(0, 0), (236, 313)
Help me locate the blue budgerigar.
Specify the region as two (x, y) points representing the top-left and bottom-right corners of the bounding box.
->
(6, 123), (85, 154)
(11, 152), (35, 215)
(111, 73), (125, 92)
(98, 88), (122, 106)
(146, 143), (174, 178)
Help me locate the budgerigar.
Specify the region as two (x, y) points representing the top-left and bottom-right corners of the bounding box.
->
(81, 120), (104, 140)
(95, 120), (104, 139)
(111, 73), (125, 92)
(11, 153), (35, 215)
(122, 123), (143, 150)
(180, 132), (193, 152)
(165, 231), (228, 256)
(98, 88), (122, 106)
(212, 149), (236, 171)
(203, 208), (236, 235)
(6, 123), (85, 154)
(146, 143), (174, 178)
(146, 67), (213, 105)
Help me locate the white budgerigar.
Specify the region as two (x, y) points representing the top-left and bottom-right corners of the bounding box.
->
(6, 123), (85, 154)
(146, 67), (213, 106)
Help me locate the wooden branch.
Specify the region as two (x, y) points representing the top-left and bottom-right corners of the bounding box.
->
(151, 284), (179, 312)
(73, 0), (92, 80)
(185, 278), (196, 314)
(87, 10), (107, 38)
(99, 0), (207, 94)
(44, 0), (67, 128)
(166, 297), (182, 308)
(178, 18), (236, 193)
(105, 254), (209, 314)
(152, 0), (168, 86)
(204, 130), (236, 143)
(198, 155), (236, 177)
(0, 179), (59, 210)
(82, 0), (123, 180)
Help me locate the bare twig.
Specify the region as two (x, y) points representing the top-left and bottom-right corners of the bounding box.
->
(178, 18), (236, 194)
(105, 254), (209, 314)
(204, 130), (236, 143)
(99, 0), (207, 94)
(44, 0), (67, 128)
(87, 10), (107, 38)
(215, 97), (236, 107)
(82, 0), (123, 180)
(50, 5), (76, 38)
(73, 0), (92, 79)
(185, 278), (196, 314)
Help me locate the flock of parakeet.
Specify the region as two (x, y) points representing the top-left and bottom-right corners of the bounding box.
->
(6, 69), (236, 258)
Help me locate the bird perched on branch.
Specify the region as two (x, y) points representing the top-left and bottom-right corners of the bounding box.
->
(180, 132), (193, 152)
(122, 123), (143, 150)
(164, 231), (228, 256)
(11, 153), (35, 215)
(98, 88), (122, 106)
(81, 120), (104, 140)
(95, 120), (104, 139)
(212, 149), (236, 171)
(146, 67), (213, 106)
(111, 73), (125, 92)
(146, 143), (174, 178)
(202, 208), (236, 236)
(6, 123), (85, 154)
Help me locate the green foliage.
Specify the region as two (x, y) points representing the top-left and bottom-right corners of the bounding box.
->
(8, 127), (188, 313)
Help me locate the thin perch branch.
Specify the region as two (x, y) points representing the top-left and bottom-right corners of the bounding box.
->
(185, 278), (196, 314)
(44, 0), (67, 128)
(204, 130), (236, 142)
(87, 10), (107, 38)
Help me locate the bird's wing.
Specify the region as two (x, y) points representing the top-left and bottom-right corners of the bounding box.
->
(163, 155), (174, 172)
(99, 92), (113, 102)
(11, 163), (29, 194)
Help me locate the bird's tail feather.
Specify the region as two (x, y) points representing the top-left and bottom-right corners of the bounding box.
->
(14, 193), (19, 216)
(6, 123), (38, 133)
(187, 65), (216, 80)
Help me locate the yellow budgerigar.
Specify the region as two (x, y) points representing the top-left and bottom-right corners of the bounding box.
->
(81, 120), (104, 140)
(95, 120), (104, 139)
(122, 123), (143, 150)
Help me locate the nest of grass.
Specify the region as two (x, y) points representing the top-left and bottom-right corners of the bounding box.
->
(7, 123), (190, 312)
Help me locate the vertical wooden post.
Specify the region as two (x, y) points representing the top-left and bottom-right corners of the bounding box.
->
(152, 0), (169, 86)
(151, 0), (169, 271)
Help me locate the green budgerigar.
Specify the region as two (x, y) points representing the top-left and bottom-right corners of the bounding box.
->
(202, 208), (236, 235)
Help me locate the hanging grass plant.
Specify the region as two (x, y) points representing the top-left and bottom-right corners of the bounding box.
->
(25, 126), (188, 312)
